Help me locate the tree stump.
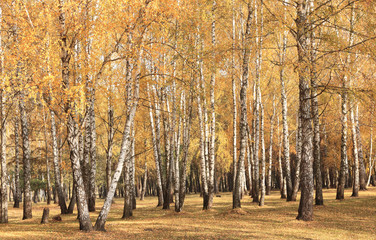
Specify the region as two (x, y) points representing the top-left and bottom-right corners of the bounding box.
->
(41, 207), (49, 224)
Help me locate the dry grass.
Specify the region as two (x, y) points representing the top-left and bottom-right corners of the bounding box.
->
(1, 187), (376, 239)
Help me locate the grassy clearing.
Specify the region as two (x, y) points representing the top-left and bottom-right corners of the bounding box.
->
(1, 187), (376, 239)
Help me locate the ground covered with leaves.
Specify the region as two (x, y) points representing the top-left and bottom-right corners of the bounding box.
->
(2, 187), (376, 239)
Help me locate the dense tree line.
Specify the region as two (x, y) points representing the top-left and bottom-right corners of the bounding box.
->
(0, 0), (376, 231)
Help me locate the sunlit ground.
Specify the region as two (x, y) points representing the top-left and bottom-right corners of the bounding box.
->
(1, 187), (376, 239)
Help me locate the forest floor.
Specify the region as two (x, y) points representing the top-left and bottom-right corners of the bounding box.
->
(1, 187), (376, 240)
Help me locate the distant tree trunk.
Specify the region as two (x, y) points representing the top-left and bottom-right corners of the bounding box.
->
(88, 88), (97, 212)
(43, 109), (52, 205)
(233, 3), (252, 209)
(280, 5), (293, 201)
(266, 97), (276, 195)
(350, 105), (359, 197)
(20, 94), (32, 220)
(141, 163), (147, 201)
(367, 126), (374, 187)
(337, 0), (354, 201)
(246, 129), (253, 196)
(259, 102), (266, 206)
(51, 110), (68, 214)
(292, 111), (302, 202)
(173, 84), (181, 212)
(130, 130), (136, 210)
(277, 118), (285, 198)
(13, 108), (21, 209)
(147, 83), (164, 206)
(106, 100), (114, 198)
(0, 89), (7, 223)
(178, 92), (192, 211)
(67, 181), (76, 214)
(296, 0), (314, 221)
(337, 93), (348, 200)
(355, 105), (367, 190)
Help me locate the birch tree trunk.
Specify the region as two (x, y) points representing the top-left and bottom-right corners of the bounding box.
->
(106, 100), (114, 197)
(367, 126), (374, 187)
(162, 87), (173, 210)
(266, 97), (276, 195)
(178, 92), (192, 211)
(296, 0), (314, 221)
(355, 105), (367, 190)
(350, 105), (359, 197)
(20, 94), (32, 220)
(197, 59), (209, 209)
(51, 110), (68, 214)
(141, 163), (147, 200)
(94, 51), (141, 231)
(277, 118), (285, 198)
(122, 126), (133, 218)
(0, 4), (6, 224)
(310, 0), (323, 205)
(13, 108), (21, 208)
(231, 0), (237, 193)
(43, 109), (52, 205)
(59, 0), (92, 231)
(89, 88), (97, 212)
(233, 2), (252, 209)
(147, 83), (164, 206)
(0, 89), (7, 223)
(173, 86), (181, 212)
(278, 1), (293, 200)
(336, 0), (354, 200)
(292, 110), (302, 201)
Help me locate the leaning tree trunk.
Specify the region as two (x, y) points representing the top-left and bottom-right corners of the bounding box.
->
(94, 52), (141, 231)
(20, 94), (32, 220)
(59, 2), (92, 230)
(296, 0), (314, 221)
(233, 2), (252, 209)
